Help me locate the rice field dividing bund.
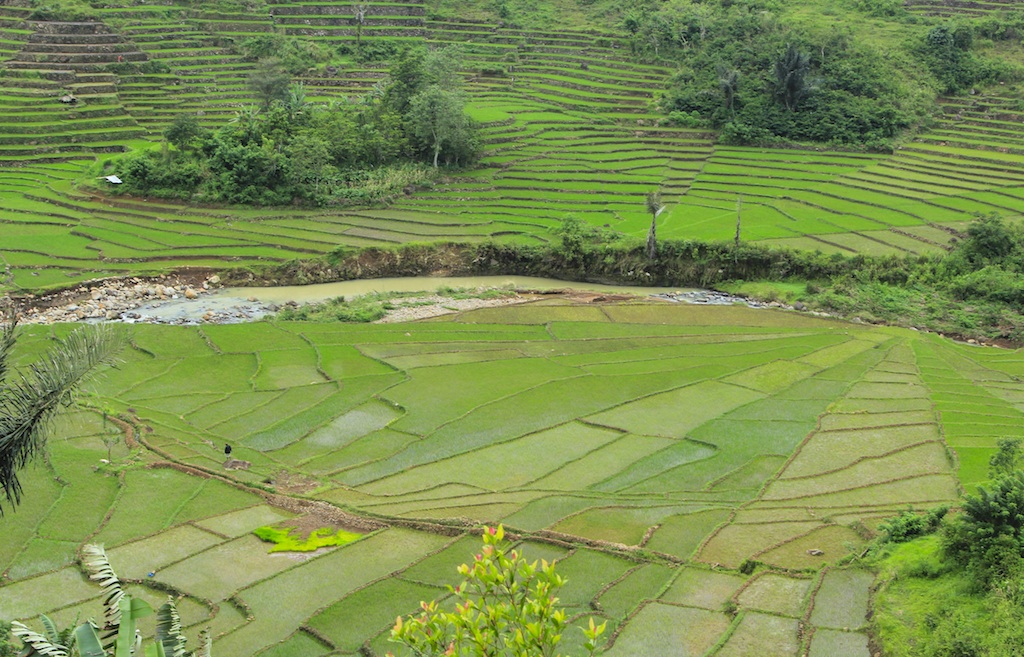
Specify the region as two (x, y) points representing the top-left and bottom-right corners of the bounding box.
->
(1, 1), (1024, 291)
(3, 301), (1023, 656)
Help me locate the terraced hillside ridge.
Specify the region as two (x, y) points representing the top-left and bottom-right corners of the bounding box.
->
(904, 0), (1018, 17)
(1, 1), (1024, 292)
(0, 19), (148, 164)
(4, 301), (1019, 655)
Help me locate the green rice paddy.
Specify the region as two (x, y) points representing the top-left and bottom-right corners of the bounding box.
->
(3, 300), (1021, 655)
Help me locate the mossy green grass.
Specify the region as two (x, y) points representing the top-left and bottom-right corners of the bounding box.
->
(253, 525), (363, 552)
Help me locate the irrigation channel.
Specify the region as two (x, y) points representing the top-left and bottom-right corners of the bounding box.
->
(20, 276), (772, 324)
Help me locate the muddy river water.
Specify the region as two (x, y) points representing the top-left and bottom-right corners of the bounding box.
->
(226, 275), (692, 303)
(22, 275), (764, 324)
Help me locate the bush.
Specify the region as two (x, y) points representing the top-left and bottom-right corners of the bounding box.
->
(239, 34), (330, 74)
(719, 121), (778, 146)
(274, 293), (394, 322)
(338, 40), (399, 63)
(28, 0), (97, 21)
(878, 506), (949, 545)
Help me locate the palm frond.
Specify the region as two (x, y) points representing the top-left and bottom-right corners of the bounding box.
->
(0, 308), (16, 385)
(156, 598), (188, 657)
(81, 543), (124, 650)
(0, 323), (126, 514)
(40, 614), (61, 645)
(10, 621), (70, 657)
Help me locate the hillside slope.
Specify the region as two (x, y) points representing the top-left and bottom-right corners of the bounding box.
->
(0, 0), (1023, 292)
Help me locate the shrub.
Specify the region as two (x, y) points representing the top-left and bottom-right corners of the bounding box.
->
(878, 506), (949, 545)
(388, 526), (606, 657)
(240, 34), (330, 74)
(943, 471), (1024, 587)
(28, 0), (97, 21)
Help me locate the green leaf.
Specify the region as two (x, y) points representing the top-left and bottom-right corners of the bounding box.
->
(129, 597), (154, 620)
(0, 323), (125, 515)
(74, 624), (106, 657)
(115, 597), (137, 657)
(145, 641), (167, 657)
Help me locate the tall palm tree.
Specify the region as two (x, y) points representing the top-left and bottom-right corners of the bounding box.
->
(353, 3), (369, 54)
(773, 45), (812, 112)
(0, 311), (125, 515)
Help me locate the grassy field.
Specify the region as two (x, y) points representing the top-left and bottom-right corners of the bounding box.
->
(3, 300), (1021, 655)
(1, 1), (1023, 292)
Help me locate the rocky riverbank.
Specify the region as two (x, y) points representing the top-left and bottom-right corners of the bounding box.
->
(10, 274), (281, 325)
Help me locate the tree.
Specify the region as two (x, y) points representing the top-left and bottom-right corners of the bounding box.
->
(353, 3), (369, 53)
(283, 83), (310, 123)
(645, 191), (664, 260)
(384, 47), (426, 115)
(717, 65), (739, 114)
(407, 84), (471, 168)
(423, 46), (464, 91)
(990, 438), (1022, 479)
(12, 544), (211, 657)
(287, 133), (336, 198)
(228, 105), (262, 146)
(773, 45), (812, 111)
(0, 312), (124, 515)
(389, 526), (606, 657)
(964, 213), (1018, 266)
(924, 23), (979, 93)
(0, 622), (19, 657)
(247, 58), (290, 110)
(164, 115), (204, 153)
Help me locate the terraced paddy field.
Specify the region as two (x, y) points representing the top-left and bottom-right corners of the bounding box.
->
(3, 301), (1023, 655)
(2, 2), (1024, 291)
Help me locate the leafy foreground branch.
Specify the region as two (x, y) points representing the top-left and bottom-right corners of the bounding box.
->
(389, 526), (606, 657)
(12, 544), (210, 657)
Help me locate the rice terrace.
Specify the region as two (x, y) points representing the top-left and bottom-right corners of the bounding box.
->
(4, 0), (1024, 656)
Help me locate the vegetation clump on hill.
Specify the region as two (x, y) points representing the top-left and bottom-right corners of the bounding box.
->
(624, 0), (1024, 147)
(104, 46), (479, 206)
(538, 212), (1024, 342)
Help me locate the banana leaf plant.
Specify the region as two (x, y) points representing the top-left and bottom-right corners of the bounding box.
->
(12, 545), (211, 657)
